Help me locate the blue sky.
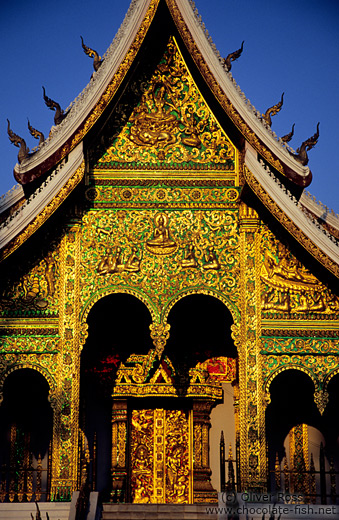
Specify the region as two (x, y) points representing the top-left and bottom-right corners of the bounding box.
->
(1, 0), (338, 212)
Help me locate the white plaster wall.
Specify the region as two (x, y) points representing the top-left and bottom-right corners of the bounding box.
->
(209, 382), (236, 491)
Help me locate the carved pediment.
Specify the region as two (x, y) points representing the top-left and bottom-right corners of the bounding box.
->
(93, 37), (237, 176)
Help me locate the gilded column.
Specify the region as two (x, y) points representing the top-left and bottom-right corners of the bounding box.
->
(192, 400), (217, 503)
(51, 216), (82, 500)
(111, 399), (128, 502)
(239, 203), (266, 491)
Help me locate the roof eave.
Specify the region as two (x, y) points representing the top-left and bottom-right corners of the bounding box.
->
(13, 0), (156, 185)
(167, 0), (311, 186)
(244, 147), (339, 278)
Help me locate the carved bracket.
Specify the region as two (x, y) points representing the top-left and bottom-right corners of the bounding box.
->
(314, 388), (329, 416)
(149, 322), (170, 358)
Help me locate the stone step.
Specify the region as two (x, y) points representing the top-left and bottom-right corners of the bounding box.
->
(0, 502), (71, 520)
(102, 503), (218, 520)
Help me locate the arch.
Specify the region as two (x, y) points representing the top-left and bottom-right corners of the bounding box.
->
(80, 291), (155, 496)
(162, 287), (240, 323)
(264, 364), (318, 397)
(323, 367), (339, 390)
(0, 363), (57, 407)
(161, 287), (240, 338)
(265, 368), (322, 493)
(80, 286), (158, 341)
(0, 367), (54, 500)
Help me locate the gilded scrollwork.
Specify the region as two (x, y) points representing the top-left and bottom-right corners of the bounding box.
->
(263, 354), (339, 390)
(87, 185), (240, 205)
(80, 208), (240, 315)
(261, 337), (339, 355)
(96, 37), (237, 173)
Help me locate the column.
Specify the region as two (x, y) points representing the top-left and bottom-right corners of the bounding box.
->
(192, 400), (218, 503)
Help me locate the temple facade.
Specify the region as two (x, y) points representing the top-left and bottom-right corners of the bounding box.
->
(1, 0), (339, 507)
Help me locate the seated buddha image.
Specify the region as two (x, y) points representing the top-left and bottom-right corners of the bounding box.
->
(146, 213), (177, 255)
(129, 83), (178, 147)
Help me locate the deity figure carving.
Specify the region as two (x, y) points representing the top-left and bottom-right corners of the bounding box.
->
(134, 445), (151, 473)
(132, 445), (152, 503)
(295, 290), (326, 313)
(125, 247), (142, 273)
(174, 475), (187, 503)
(146, 214), (177, 255)
(180, 107), (202, 148)
(44, 255), (55, 295)
(181, 244), (198, 268)
(261, 289), (291, 313)
(167, 445), (183, 495)
(262, 248), (316, 288)
(129, 83), (177, 147)
(134, 475), (150, 503)
(22, 276), (48, 309)
(203, 247), (220, 270)
(97, 247), (124, 274)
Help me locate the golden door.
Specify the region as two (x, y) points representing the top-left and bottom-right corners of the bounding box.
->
(130, 409), (192, 503)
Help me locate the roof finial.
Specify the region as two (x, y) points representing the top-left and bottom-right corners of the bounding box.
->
(42, 86), (68, 126)
(262, 92), (284, 127)
(81, 36), (103, 72)
(7, 119), (30, 164)
(28, 119), (45, 147)
(281, 123), (295, 143)
(294, 122), (320, 166)
(223, 41), (244, 72)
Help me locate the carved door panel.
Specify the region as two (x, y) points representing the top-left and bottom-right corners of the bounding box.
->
(130, 409), (192, 503)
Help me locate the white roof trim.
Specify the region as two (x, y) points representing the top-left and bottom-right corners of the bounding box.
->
(14, 0), (309, 182)
(300, 191), (339, 231)
(0, 184), (24, 215)
(245, 147), (339, 267)
(0, 142), (84, 251)
(177, 0), (309, 179)
(14, 0), (151, 177)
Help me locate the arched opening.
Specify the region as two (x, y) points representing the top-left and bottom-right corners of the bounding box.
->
(266, 370), (322, 496)
(166, 294), (237, 493)
(166, 294), (236, 392)
(80, 293), (152, 499)
(322, 375), (339, 502)
(0, 369), (53, 502)
(323, 375), (339, 463)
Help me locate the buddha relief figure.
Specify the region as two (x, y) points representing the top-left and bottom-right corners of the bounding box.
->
(295, 290), (326, 313)
(181, 243), (198, 268)
(203, 247), (220, 270)
(146, 214), (177, 255)
(125, 247), (142, 273)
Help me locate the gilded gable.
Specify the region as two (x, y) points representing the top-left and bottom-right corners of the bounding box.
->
(93, 37), (238, 180)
